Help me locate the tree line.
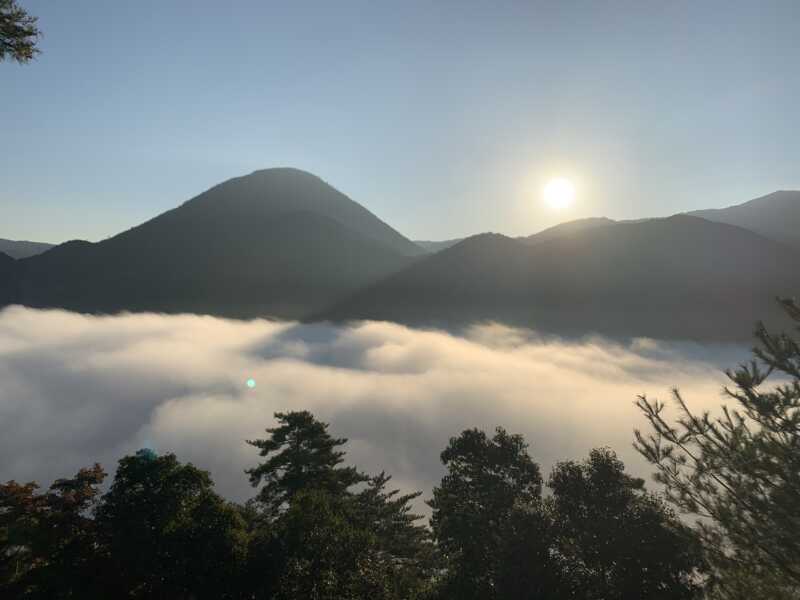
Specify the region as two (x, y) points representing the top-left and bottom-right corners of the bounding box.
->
(2, 302), (799, 599)
(0, 416), (704, 599)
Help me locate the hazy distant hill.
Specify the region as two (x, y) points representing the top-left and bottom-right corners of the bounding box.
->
(321, 215), (800, 341)
(7, 169), (419, 318)
(522, 217), (617, 245)
(0, 239), (54, 259)
(688, 191), (800, 248)
(414, 239), (464, 253)
(416, 218), (618, 253)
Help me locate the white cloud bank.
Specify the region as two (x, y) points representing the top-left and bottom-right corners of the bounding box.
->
(0, 306), (749, 508)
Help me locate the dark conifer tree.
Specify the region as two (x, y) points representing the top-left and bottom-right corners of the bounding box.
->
(245, 411), (433, 598)
(246, 411), (367, 518)
(353, 472), (437, 597)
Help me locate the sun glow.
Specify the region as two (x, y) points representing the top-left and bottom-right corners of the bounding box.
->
(543, 178), (575, 209)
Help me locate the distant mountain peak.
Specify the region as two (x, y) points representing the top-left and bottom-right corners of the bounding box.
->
(246, 166), (322, 178)
(687, 190), (800, 248)
(4, 168), (423, 319)
(463, 232), (511, 242)
(165, 167), (424, 257)
(448, 232), (519, 251)
(523, 216), (617, 245)
(0, 238), (55, 259)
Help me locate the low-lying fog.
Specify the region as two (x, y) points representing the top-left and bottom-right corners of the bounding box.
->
(0, 306), (750, 509)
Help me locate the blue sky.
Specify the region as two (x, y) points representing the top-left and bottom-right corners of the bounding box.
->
(2, 0), (798, 243)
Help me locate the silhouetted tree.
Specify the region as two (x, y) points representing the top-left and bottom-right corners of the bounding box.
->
(429, 427), (548, 599)
(94, 450), (247, 599)
(353, 472), (437, 597)
(635, 298), (800, 598)
(494, 504), (561, 600)
(0, 481), (37, 593)
(246, 411), (367, 519)
(549, 448), (705, 599)
(245, 411), (433, 598)
(0, 0), (40, 63)
(266, 488), (418, 600)
(0, 465), (106, 599)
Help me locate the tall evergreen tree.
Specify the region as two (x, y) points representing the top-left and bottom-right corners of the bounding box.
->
(245, 411), (434, 598)
(635, 298), (800, 598)
(353, 472), (436, 597)
(267, 488), (417, 600)
(246, 411), (367, 518)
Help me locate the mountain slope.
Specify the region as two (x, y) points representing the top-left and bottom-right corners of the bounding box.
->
(0, 252), (17, 305)
(415, 218), (618, 254)
(321, 215), (800, 340)
(8, 169), (419, 319)
(688, 191), (800, 248)
(0, 239), (54, 259)
(170, 168), (424, 256)
(414, 238), (464, 253)
(522, 217), (617, 245)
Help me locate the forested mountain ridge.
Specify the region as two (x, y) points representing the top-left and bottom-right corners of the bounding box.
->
(689, 190), (800, 248)
(2, 177), (799, 341)
(321, 214), (800, 340)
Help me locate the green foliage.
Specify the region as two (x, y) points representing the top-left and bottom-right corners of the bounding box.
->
(267, 488), (404, 599)
(246, 410), (367, 518)
(0, 465), (106, 599)
(95, 450), (247, 599)
(493, 504), (561, 600)
(428, 427), (545, 599)
(635, 298), (800, 596)
(245, 411), (434, 599)
(4, 398), (779, 599)
(353, 472), (437, 597)
(428, 428), (703, 599)
(549, 448), (705, 599)
(0, 0), (40, 63)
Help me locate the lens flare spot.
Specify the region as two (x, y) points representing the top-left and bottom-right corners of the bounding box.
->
(246, 378), (256, 389)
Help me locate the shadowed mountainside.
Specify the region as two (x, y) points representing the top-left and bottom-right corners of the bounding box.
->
(3, 177), (799, 340)
(0, 252), (17, 305)
(5, 169), (420, 319)
(0, 238), (54, 259)
(320, 215), (800, 340)
(688, 191), (800, 248)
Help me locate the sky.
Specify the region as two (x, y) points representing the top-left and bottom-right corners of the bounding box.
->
(2, 0), (799, 244)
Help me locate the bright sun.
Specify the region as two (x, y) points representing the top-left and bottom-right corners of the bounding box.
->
(543, 178), (575, 209)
